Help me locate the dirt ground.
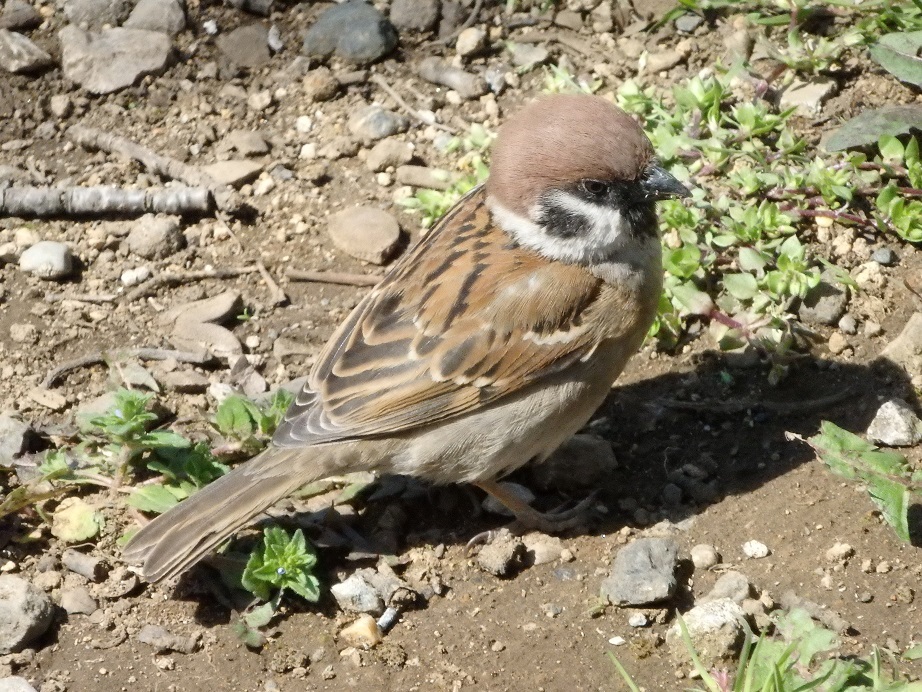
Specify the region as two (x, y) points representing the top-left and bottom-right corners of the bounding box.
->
(2, 1), (922, 690)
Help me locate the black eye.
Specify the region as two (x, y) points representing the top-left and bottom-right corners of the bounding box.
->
(581, 180), (608, 197)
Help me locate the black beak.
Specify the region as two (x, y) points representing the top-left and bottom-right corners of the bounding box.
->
(640, 163), (690, 201)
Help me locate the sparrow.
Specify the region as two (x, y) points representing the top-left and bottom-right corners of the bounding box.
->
(123, 93), (689, 583)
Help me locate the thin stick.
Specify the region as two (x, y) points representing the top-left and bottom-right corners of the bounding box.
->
(45, 292), (118, 304)
(121, 266), (259, 303)
(66, 125), (241, 213)
(42, 348), (215, 388)
(285, 268), (382, 287)
(256, 260), (288, 305)
(370, 74), (461, 134)
(657, 388), (853, 416)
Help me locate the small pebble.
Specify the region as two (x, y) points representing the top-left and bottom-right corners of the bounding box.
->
(690, 544), (720, 570)
(608, 635), (626, 646)
(19, 241), (73, 280)
(742, 540), (770, 559)
(871, 247), (896, 266)
(490, 640), (505, 652)
(825, 542), (854, 562)
(875, 561), (891, 574)
(628, 613), (648, 628)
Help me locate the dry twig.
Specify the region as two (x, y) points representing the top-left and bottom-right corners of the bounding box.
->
(370, 74), (461, 134)
(656, 389), (853, 416)
(45, 292), (118, 304)
(256, 261), (288, 305)
(42, 348), (215, 388)
(121, 266), (259, 303)
(285, 268), (382, 287)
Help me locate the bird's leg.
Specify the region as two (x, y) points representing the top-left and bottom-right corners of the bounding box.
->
(467, 480), (597, 547)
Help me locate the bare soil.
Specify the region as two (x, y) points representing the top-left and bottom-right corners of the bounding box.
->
(2, 1), (922, 691)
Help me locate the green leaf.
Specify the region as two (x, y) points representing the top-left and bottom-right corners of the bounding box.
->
(140, 430), (191, 449)
(670, 282), (714, 316)
(127, 484), (181, 513)
(723, 273), (759, 300)
(879, 134), (905, 162)
(244, 601), (276, 628)
(214, 395), (261, 440)
(904, 643), (922, 660)
(242, 527), (321, 603)
(870, 31), (922, 88)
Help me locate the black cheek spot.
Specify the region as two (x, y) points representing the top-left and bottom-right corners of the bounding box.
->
(536, 199), (591, 239)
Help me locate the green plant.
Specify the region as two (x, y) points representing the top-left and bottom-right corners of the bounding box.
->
(127, 443), (229, 514)
(241, 526), (321, 602)
(611, 609), (922, 690)
(212, 390), (294, 455)
(797, 421), (922, 543)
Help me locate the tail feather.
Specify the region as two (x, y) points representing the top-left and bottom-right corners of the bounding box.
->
(123, 448), (321, 583)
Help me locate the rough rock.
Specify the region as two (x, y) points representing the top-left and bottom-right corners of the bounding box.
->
(522, 533), (564, 566)
(394, 165), (454, 190)
(160, 291), (243, 327)
(0, 30), (53, 73)
(667, 599), (747, 668)
(417, 56), (488, 99)
(59, 25), (172, 94)
(643, 45), (690, 73)
(779, 77), (838, 116)
(872, 247), (897, 266)
(742, 540), (770, 558)
(171, 321), (242, 359)
(224, 130), (269, 156)
(0, 576), (55, 654)
(136, 624), (201, 654)
(690, 544), (720, 570)
(866, 399), (922, 447)
(508, 42), (549, 70)
(126, 214), (184, 259)
(199, 159), (263, 187)
(63, 0), (132, 29)
(455, 27), (486, 58)
(331, 573), (384, 615)
(326, 206), (401, 265)
(0, 1), (42, 31)
(348, 105), (410, 142)
(798, 276), (848, 326)
(366, 139), (414, 172)
(59, 586), (97, 615)
(162, 370), (209, 393)
(0, 414), (31, 466)
(19, 241), (73, 280)
(302, 66), (340, 102)
(124, 0), (186, 35)
(528, 434), (617, 491)
(303, 0), (398, 64)
(701, 571), (752, 604)
(216, 23), (270, 69)
(600, 537), (679, 606)
(390, 0), (440, 31)
(339, 614), (383, 647)
(0, 677), (37, 692)
(476, 532), (526, 577)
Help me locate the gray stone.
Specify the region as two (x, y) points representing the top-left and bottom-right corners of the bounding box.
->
(126, 214), (184, 259)
(522, 533), (564, 566)
(482, 482), (535, 517)
(366, 139), (414, 172)
(416, 56), (487, 99)
(331, 573), (384, 615)
(160, 291), (243, 327)
(0, 414), (30, 466)
(0, 29), (53, 73)
(0, 677), (37, 692)
(667, 599), (746, 667)
(690, 544), (720, 570)
(59, 25), (172, 94)
(216, 23), (269, 69)
(59, 586), (97, 615)
(508, 42), (548, 70)
(49, 94), (73, 118)
(554, 9), (583, 30)
(872, 247), (897, 266)
(63, 0), (132, 29)
(171, 320), (242, 359)
(0, 1), (42, 31)
(162, 370), (209, 393)
(838, 313), (857, 335)
(390, 0), (440, 31)
(798, 276), (847, 326)
(675, 13), (703, 32)
(643, 47), (688, 73)
(476, 532), (526, 577)
(701, 571), (752, 604)
(528, 434), (617, 492)
(600, 537), (679, 606)
(19, 241), (73, 280)
(302, 66), (339, 102)
(224, 130), (269, 156)
(779, 77), (837, 116)
(348, 104), (410, 142)
(124, 0), (186, 36)
(866, 399), (922, 447)
(303, 0), (397, 65)
(394, 165), (454, 190)
(455, 27), (485, 58)
(327, 206), (401, 265)
(0, 576), (55, 654)
(199, 159), (263, 187)
(227, 0), (272, 15)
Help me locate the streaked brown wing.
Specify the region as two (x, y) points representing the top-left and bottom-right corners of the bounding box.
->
(274, 186), (605, 447)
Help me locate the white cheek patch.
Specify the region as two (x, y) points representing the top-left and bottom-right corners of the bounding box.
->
(487, 193), (634, 265)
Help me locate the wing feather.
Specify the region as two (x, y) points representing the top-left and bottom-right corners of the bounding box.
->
(273, 186), (615, 447)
